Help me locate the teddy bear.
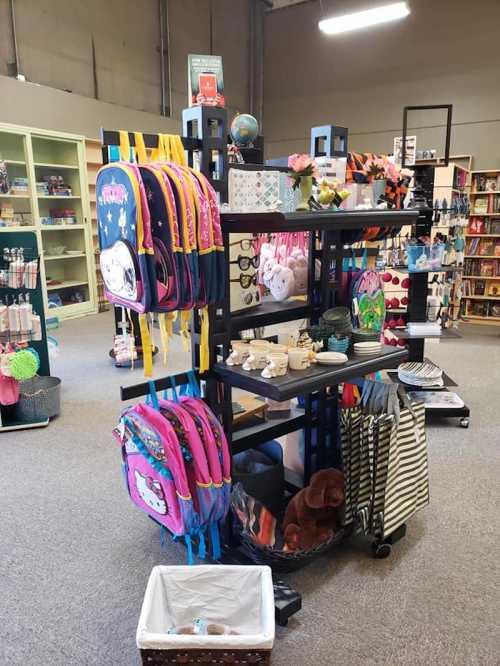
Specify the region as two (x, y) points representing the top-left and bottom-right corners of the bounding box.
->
(283, 468), (344, 552)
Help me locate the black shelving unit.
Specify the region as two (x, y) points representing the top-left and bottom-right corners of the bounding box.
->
(119, 208), (418, 624)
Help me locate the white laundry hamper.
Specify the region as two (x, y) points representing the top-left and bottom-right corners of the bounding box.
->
(137, 565), (275, 665)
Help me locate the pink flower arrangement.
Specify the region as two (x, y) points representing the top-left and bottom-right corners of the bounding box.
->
(287, 153), (319, 189)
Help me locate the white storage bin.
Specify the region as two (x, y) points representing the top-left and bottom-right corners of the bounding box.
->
(137, 565), (275, 663)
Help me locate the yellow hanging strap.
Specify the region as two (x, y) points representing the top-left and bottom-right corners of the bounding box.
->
(126, 308), (135, 371)
(166, 311), (177, 337)
(172, 135), (187, 166)
(179, 310), (191, 352)
(158, 313), (170, 365)
(199, 306), (210, 374)
(133, 131), (148, 164)
(119, 130), (131, 161)
(138, 313), (153, 377)
(151, 134), (167, 162)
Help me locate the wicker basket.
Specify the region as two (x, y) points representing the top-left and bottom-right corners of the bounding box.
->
(15, 376), (61, 421)
(140, 648), (271, 664)
(237, 526), (345, 573)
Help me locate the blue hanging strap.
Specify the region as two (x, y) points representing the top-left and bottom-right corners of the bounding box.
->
(210, 521), (222, 561)
(184, 535), (194, 566)
(179, 382), (189, 397)
(197, 531), (206, 560)
(361, 247), (368, 270)
(188, 370), (201, 398)
(148, 380), (160, 411)
(159, 525), (168, 548)
(169, 377), (179, 403)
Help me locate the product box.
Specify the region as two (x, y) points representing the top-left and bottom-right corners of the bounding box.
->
(315, 156), (347, 185)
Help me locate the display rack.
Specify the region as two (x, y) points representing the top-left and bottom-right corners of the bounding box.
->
(0, 230), (50, 431)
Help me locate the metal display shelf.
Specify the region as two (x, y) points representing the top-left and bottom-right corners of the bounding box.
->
(229, 299), (312, 333)
(232, 405), (307, 454)
(221, 209), (418, 234)
(215, 346), (408, 402)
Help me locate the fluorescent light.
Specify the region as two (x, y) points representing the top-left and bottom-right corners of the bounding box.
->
(319, 2), (410, 35)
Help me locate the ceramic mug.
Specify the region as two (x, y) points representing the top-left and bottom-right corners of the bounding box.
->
(243, 347), (270, 371)
(288, 347), (311, 370)
(225, 341), (250, 366)
(249, 339), (271, 349)
(261, 352), (288, 378)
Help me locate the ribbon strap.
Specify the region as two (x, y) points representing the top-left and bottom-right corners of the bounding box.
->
(210, 521), (221, 561)
(199, 307), (210, 374)
(134, 131), (148, 164)
(119, 130), (132, 162)
(138, 313), (153, 377)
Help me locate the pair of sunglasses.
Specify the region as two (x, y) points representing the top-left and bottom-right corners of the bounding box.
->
(231, 273), (258, 289)
(241, 290), (261, 306)
(230, 254), (260, 271)
(230, 238), (253, 251)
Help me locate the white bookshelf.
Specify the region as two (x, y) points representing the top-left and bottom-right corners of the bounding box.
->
(0, 123), (97, 320)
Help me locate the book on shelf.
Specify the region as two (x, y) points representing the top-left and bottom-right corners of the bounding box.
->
(487, 281), (500, 297)
(490, 220), (500, 234)
(473, 195), (490, 214)
(467, 217), (485, 235)
(469, 301), (489, 317)
(474, 280), (486, 296)
(480, 260), (497, 277)
(494, 194), (500, 214)
(473, 173), (500, 193)
(478, 241), (495, 256)
(466, 237), (480, 255)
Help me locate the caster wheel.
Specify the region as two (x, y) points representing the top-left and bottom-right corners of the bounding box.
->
(459, 418), (469, 429)
(372, 542), (392, 559)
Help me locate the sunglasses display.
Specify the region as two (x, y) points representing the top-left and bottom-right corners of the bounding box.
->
(230, 254), (260, 271)
(230, 273), (258, 289)
(241, 290), (261, 306)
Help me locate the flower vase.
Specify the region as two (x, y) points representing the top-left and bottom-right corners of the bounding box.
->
(372, 178), (387, 204)
(296, 176), (313, 211)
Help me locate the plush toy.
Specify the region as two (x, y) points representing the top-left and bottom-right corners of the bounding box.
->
(268, 264), (295, 301)
(287, 249), (308, 296)
(283, 468), (344, 552)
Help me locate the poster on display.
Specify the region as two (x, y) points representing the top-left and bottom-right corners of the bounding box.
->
(393, 135), (416, 166)
(188, 54), (225, 108)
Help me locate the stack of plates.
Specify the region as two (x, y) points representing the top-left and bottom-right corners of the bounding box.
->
(315, 351), (348, 365)
(321, 307), (353, 337)
(328, 335), (350, 353)
(398, 361), (444, 388)
(352, 328), (381, 343)
(353, 341), (382, 356)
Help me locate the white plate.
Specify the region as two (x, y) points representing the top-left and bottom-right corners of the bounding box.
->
(354, 341), (381, 349)
(315, 352), (348, 365)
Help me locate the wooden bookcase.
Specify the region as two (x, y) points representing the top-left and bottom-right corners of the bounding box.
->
(85, 138), (109, 312)
(0, 123), (97, 320)
(462, 168), (500, 325)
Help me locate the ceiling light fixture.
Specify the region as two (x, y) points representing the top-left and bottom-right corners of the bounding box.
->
(319, 2), (410, 35)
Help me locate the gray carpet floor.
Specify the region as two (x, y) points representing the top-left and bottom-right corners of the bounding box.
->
(1, 310), (499, 665)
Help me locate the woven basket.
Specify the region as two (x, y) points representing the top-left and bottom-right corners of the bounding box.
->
(237, 524), (345, 573)
(140, 648), (271, 664)
(15, 376), (61, 421)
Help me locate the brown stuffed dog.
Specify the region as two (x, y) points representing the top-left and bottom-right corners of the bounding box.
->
(283, 468), (344, 552)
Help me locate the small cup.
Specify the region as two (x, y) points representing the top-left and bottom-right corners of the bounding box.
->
(288, 348), (311, 371)
(225, 342), (250, 366)
(243, 347), (269, 371)
(261, 352), (288, 378)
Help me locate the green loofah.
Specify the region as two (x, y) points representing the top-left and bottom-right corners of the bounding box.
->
(9, 349), (39, 381)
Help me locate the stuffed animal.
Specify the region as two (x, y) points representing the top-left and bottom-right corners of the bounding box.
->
(268, 264), (295, 301)
(287, 249), (308, 296)
(283, 468), (344, 552)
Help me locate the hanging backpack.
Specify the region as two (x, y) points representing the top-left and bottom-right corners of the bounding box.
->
(351, 267), (386, 333)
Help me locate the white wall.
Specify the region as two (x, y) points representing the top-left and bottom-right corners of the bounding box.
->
(263, 0), (500, 168)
